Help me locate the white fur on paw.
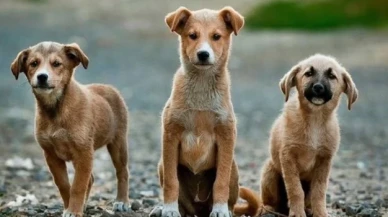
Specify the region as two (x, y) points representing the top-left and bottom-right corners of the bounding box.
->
(113, 201), (131, 212)
(161, 202), (181, 217)
(210, 203), (231, 217)
(62, 210), (78, 217)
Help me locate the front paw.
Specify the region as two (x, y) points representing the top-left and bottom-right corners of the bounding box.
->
(160, 202), (181, 217)
(312, 208), (328, 217)
(289, 208), (306, 217)
(62, 210), (83, 217)
(210, 203), (231, 217)
(113, 201), (131, 212)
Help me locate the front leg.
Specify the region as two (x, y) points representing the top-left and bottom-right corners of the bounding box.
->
(211, 123), (236, 217)
(161, 125), (181, 217)
(280, 149), (306, 217)
(310, 157), (332, 217)
(63, 148), (93, 217)
(44, 150), (71, 209)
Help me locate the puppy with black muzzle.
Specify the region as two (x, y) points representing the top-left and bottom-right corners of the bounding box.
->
(237, 54), (358, 217)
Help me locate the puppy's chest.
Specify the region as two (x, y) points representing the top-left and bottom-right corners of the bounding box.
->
(178, 111), (217, 174)
(37, 126), (84, 161)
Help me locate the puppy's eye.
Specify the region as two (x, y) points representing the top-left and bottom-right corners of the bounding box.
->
(189, 33), (197, 40)
(326, 68), (336, 79)
(213, 34), (221, 41)
(52, 61), (62, 68)
(30, 61), (38, 68)
(305, 71), (313, 77)
(328, 72), (336, 80)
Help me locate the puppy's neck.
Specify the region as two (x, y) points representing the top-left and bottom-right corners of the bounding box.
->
(178, 64), (230, 111)
(35, 78), (82, 119)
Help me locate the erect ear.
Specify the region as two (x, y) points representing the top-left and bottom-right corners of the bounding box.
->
(219, 6), (245, 35)
(63, 43), (89, 69)
(279, 65), (301, 102)
(342, 68), (358, 110)
(10, 49), (30, 80)
(165, 7), (192, 34)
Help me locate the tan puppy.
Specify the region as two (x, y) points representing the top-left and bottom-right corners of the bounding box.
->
(238, 54), (358, 217)
(150, 6), (250, 217)
(10, 42), (130, 217)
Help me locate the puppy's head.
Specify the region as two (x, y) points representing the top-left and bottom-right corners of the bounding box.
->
(11, 41), (88, 97)
(280, 54), (358, 110)
(165, 7), (244, 71)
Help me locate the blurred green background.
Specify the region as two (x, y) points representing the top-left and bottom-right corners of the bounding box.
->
(246, 0), (388, 31)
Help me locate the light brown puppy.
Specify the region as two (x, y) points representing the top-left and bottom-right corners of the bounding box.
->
(238, 54), (358, 217)
(10, 42), (130, 217)
(150, 6), (256, 217)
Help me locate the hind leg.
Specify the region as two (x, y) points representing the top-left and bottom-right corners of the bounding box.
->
(260, 159), (282, 215)
(107, 135), (130, 212)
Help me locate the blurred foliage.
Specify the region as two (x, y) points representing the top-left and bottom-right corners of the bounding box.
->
(245, 0), (388, 31)
(23, 0), (47, 3)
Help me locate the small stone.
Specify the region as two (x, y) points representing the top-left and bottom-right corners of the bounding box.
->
(150, 206), (162, 217)
(360, 172), (372, 179)
(140, 190), (155, 197)
(358, 190), (366, 194)
(326, 194), (331, 204)
(131, 200), (141, 211)
(101, 210), (115, 217)
(345, 204), (363, 216)
(142, 198), (157, 207)
(129, 191), (142, 199)
(332, 200), (346, 209)
(356, 208), (379, 217)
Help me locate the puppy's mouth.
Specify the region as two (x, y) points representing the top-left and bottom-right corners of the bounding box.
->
(305, 94), (332, 106)
(32, 85), (55, 90)
(194, 62), (214, 66)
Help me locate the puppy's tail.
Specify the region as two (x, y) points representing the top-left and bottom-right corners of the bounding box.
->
(234, 186), (261, 217)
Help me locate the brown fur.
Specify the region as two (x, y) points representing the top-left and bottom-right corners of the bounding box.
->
(10, 42), (130, 217)
(247, 54), (358, 217)
(155, 6), (255, 217)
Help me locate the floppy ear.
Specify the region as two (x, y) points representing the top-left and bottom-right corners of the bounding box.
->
(342, 69), (358, 110)
(10, 49), (30, 80)
(63, 43), (89, 69)
(219, 6), (245, 35)
(279, 65), (301, 102)
(165, 7), (192, 34)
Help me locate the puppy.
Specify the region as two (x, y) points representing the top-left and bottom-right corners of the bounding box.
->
(240, 54), (358, 217)
(149, 6), (258, 217)
(10, 42), (130, 217)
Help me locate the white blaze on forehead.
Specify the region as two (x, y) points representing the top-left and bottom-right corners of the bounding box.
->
(198, 42), (215, 63)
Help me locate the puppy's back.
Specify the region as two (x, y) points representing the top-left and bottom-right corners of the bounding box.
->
(87, 84), (128, 123)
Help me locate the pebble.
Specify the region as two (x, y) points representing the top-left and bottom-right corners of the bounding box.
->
(345, 204), (363, 216)
(131, 200), (142, 211)
(332, 200), (346, 210)
(356, 208), (379, 217)
(142, 198), (157, 207)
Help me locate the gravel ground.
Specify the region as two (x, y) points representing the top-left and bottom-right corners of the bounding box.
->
(0, 1), (387, 217)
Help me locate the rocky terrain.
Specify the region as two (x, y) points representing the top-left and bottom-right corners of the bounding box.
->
(0, 0), (387, 216)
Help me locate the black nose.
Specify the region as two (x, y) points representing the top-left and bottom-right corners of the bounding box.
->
(312, 83), (325, 94)
(197, 51), (209, 61)
(37, 74), (48, 83)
